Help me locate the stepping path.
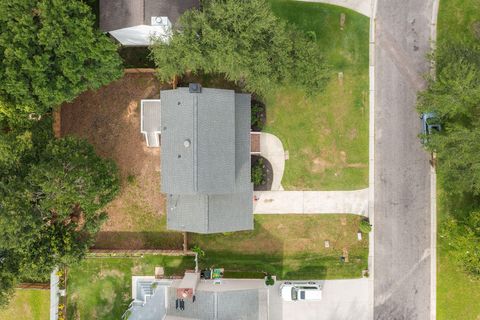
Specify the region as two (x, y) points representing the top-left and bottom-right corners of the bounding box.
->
(253, 189), (369, 216)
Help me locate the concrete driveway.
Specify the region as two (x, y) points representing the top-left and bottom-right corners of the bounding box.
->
(268, 279), (369, 320)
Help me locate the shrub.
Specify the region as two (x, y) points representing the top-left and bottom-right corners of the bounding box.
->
(251, 103), (264, 130)
(359, 219), (372, 233)
(265, 274), (275, 286)
(251, 158), (266, 186)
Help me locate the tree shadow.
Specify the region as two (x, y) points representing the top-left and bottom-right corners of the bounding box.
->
(93, 231), (184, 250)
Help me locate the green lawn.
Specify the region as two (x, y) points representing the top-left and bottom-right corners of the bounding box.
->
(67, 255), (194, 320)
(0, 290), (49, 320)
(191, 214), (369, 279)
(438, 243), (480, 320)
(436, 0), (480, 319)
(264, 1), (369, 190)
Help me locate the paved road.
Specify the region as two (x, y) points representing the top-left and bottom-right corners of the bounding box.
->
(373, 0), (435, 319)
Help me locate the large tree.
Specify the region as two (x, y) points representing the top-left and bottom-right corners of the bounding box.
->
(0, 0), (123, 116)
(0, 134), (119, 306)
(418, 40), (480, 195)
(151, 0), (330, 95)
(418, 39), (480, 277)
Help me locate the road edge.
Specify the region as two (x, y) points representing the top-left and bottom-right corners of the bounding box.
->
(367, 0), (378, 319)
(429, 0), (440, 319)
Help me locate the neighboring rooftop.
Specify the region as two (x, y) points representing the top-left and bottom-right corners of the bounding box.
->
(99, 0), (200, 32)
(127, 277), (267, 320)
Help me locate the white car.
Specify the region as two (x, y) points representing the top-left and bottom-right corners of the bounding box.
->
(280, 281), (322, 301)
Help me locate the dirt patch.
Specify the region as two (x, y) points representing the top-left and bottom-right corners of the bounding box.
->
(98, 269), (124, 280)
(312, 157), (331, 173)
(348, 128), (358, 140)
(60, 73), (171, 245)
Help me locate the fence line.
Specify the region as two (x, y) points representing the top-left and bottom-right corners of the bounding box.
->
(88, 249), (194, 257)
(124, 68), (156, 73)
(17, 283), (49, 290)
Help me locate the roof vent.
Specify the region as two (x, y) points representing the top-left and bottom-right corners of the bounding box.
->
(184, 139), (191, 148)
(189, 83), (202, 93)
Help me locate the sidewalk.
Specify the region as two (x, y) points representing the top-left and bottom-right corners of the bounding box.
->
(296, 0), (372, 17)
(253, 189), (368, 215)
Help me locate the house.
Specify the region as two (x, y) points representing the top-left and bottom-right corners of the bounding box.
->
(141, 86), (254, 234)
(99, 0), (200, 46)
(124, 272), (268, 320)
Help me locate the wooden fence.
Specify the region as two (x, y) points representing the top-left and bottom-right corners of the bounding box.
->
(87, 249), (194, 257)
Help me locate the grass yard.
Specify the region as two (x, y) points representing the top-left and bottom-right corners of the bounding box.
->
(438, 243), (480, 320)
(0, 290), (49, 320)
(67, 255), (194, 320)
(192, 214), (369, 279)
(265, 1), (369, 190)
(436, 1), (480, 319)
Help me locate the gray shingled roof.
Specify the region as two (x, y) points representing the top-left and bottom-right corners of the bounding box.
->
(164, 288), (265, 320)
(99, 0), (200, 32)
(162, 88), (253, 234)
(130, 285), (168, 320)
(161, 88), (236, 195)
(217, 289), (263, 320)
(167, 288), (215, 319)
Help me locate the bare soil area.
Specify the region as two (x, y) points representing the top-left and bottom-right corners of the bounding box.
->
(61, 73), (182, 249)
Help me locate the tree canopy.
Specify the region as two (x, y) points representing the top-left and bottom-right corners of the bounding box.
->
(0, 0), (123, 116)
(418, 38), (480, 277)
(418, 40), (480, 196)
(151, 0), (330, 95)
(0, 130), (119, 306)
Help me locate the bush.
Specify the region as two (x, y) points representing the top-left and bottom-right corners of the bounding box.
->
(251, 158), (266, 186)
(265, 274), (275, 286)
(251, 103), (265, 130)
(359, 219), (372, 233)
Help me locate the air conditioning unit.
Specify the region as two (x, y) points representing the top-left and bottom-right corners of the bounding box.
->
(151, 16), (171, 28)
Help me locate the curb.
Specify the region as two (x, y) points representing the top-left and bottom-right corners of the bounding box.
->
(429, 1), (440, 319)
(367, 0), (377, 315)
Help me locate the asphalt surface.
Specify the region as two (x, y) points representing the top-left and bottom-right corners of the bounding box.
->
(373, 1), (435, 319)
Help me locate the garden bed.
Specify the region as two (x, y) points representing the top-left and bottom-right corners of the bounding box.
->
(251, 99), (266, 131)
(251, 155), (273, 191)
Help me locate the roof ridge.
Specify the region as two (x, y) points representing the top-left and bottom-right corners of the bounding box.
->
(193, 94), (198, 192)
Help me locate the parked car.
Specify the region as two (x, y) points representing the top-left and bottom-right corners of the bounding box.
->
(280, 281), (322, 301)
(421, 112), (442, 137)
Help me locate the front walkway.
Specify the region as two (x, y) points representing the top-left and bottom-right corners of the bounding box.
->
(258, 132), (286, 191)
(253, 189), (368, 216)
